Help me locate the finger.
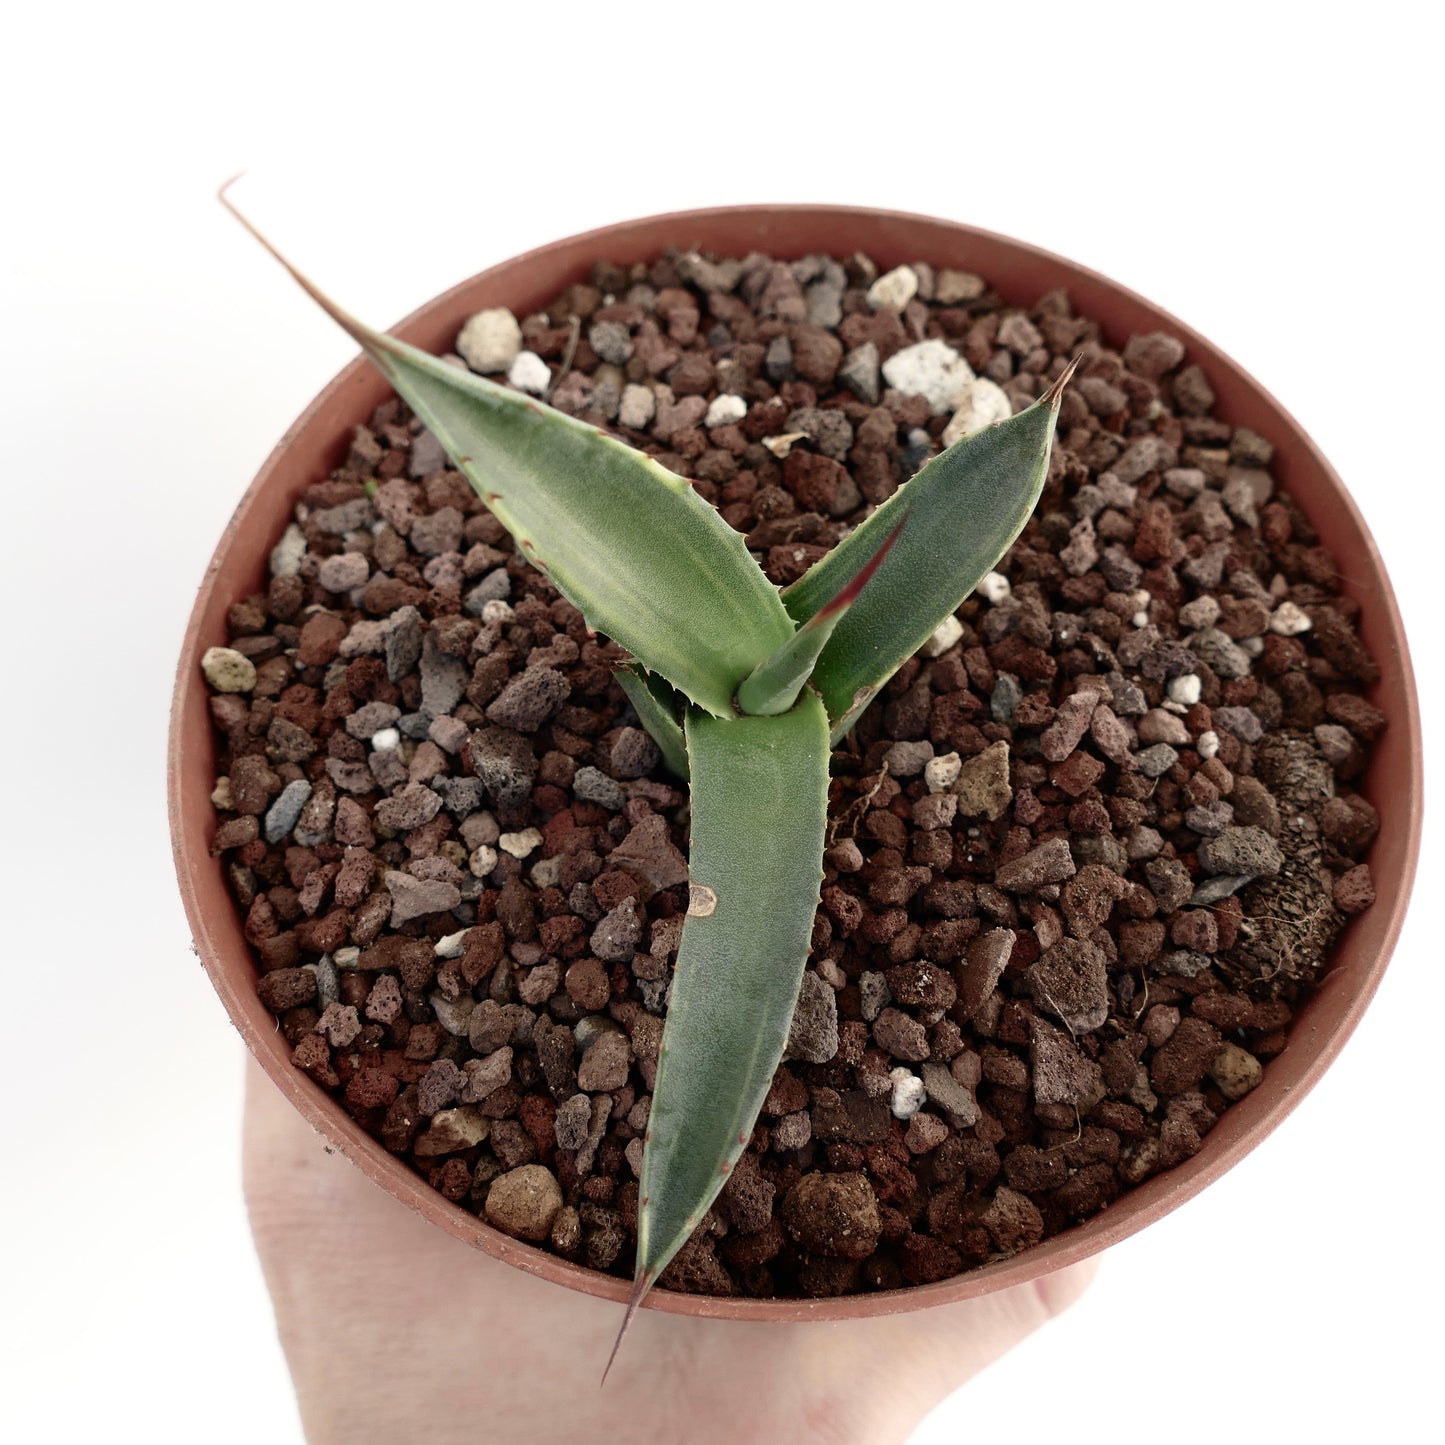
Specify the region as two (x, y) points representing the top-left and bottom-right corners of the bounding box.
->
(854, 1256), (1099, 1435)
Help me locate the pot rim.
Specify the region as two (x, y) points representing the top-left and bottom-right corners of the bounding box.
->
(169, 203), (1422, 1322)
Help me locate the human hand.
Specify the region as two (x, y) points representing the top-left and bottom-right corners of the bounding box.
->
(244, 1059), (1096, 1445)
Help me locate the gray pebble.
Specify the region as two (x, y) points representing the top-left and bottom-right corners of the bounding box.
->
(312, 497), (375, 535)
(385, 871), (462, 924)
(1136, 744), (1179, 778)
(1060, 518), (1098, 576)
(1073, 835), (1129, 873)
(312, 954), (339, 1010)
(883, 740), (934, 778)
(1111, 435), (1177, 485)
(430, 994), (475, 1038)
(374, 783), (443, 831)
(428, 715), (470, 755)
(1027, 937), (1110, 1033)
(785, 406), (853, 461)
(339, 618), (387, 658)
(991, 674), (1023, 723)
(410, 507), (463, 557)
(345, 701), (401, 740)
(554, 1093), (593, 1150)
(1184, 801), (1234, 836)
(577, 1031), (633, 1092)
(264, 779), (313, 844)
(837, 342), (881, 404)
(858, 971), (891, 1023)
(325, 758), (375, 795)
(1190, 874), (1252, 907)
(588, 321), (633, 365)
(921, 1063), (978, 1126)
(993, 837), (1076, 893)
(609, 727), (660, 780)
(573, 766), (623, 810)
(591, 900), (642, 962)
(1098, 546), (1142, 591)
(1145, 857), (1194, 913)
(1159, 950), (1213, 979)
(1164, 467), (1208, 498)
(1197, 827), (1283, 880)
(1107, 672), (1148, 717)
(787, 972), (839, 1064)
(464, 569), (513, 613)
(466, 728), (537, 812)
(408, 430), (448, 478)
(486, 667), (571, 733)
(1214, 706), (1264, 743)
(420, 632), (468, 717)
(762, 334), (793, 383)
(772, 1111), (813, 1151)
(1189, 627), (1252, 680)
(318, 552), (369, 593)
(384, 605), (425, 682)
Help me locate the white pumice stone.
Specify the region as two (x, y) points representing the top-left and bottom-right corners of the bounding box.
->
(705, 393), (747, 428)
(434, 930), (470, 959)
(1167, 674), (1202, 706)
(889, 1068), (926, 1120)
(507, 350), (551, 395)
(618, 383), (655, 429)
(457, 308), (523, 374)
(1270, 601), (1313, 635)
(867, 264), (919, 312)
(979, 571), (1011, 604)
(925, 752), (963, 794)
(941, 377), (1013, 446)
(922, 614), (964, 657)
(881, 339), (975, 415)
(499, 828), (542, 859)
(269, 522), (307, 578)
(201, 646), (256, 693)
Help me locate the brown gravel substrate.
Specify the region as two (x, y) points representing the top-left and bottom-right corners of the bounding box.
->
(204, 248), (1384, 1298)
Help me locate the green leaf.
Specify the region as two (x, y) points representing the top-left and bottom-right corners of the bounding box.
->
(222, 188), (793, 718)
(783, 368), (1073, 740)
(735, 512), (906, 716)
(617, 693), (830, 1351)
(615, 665), (689, 779)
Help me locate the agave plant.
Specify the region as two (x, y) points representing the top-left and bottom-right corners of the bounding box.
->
(222, 188), (1072, 1368)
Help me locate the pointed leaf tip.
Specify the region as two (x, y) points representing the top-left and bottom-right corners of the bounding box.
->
(602, 1270), (654, 1386)
(218, 181), (379, 358)
(220, 185), (795, 717)
(1042, 352), (1083, 408)
(783, 386), (1065, 736)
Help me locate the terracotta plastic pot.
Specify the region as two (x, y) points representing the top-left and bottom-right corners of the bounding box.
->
(169, 205), (1422, 1322)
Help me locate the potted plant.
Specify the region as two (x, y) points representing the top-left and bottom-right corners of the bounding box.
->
(169, 200), (1420, 1361)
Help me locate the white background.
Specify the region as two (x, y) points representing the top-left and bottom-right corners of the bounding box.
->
(2, 3), (1440, 1440)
